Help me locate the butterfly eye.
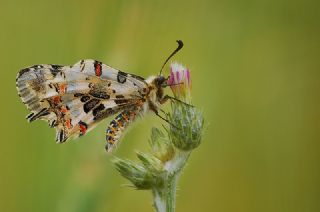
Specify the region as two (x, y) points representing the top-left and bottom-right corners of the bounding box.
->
(156, 76), (166, 87)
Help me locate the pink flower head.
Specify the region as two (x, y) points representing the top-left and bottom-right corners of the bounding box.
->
(167, 63), (191, 100)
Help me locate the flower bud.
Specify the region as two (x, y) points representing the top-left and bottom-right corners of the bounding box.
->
(113, 157), (162, 189)
(167, 63), (191, 102)
(169, 103), (203, 151)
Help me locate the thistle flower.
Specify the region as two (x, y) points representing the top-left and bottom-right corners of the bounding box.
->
(167, 63), (191, 102)
(167, 62), (203, 151)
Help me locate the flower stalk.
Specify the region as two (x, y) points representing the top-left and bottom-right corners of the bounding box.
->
(113, 63), (204, 212)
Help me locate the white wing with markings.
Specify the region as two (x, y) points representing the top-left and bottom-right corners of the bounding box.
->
(16, 59), (149, 142)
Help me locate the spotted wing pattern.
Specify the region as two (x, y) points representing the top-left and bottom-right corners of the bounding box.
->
(16, 59), (148, 143)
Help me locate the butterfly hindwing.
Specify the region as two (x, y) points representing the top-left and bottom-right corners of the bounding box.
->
(16, 59), (148, 143)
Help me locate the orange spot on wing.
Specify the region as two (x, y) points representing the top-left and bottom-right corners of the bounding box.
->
(59, 84), (67, 94)
(65, 119), (72, 129)
(60, 106), (68, 114)
(53, 96), (61, 104)
(95, 63), (102, 76)
(79, 124), (87, 135)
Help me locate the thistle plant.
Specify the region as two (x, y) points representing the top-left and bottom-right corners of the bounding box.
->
(113, 63), (204, 212)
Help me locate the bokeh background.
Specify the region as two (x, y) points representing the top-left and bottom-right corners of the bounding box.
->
(1, 0), (319, 211)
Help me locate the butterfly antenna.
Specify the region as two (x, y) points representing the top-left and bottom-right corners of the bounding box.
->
(159, 40), (184, 76)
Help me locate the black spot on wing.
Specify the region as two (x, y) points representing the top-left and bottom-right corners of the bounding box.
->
(93, 108), (117, 121)
(27, 108), (50, 122)
(74, 93), (83, 97)
(80, 60), (85, 72)
(114, 99), (129, 105)
(51, 64), (63, 70)
(93, 104), (105, 117)
(115, 95), (124, 99)
(26, 112), (35, 120)
(117, 71), (127, 83)
(50, 65), (62, 77)
(83, 99), (100, 113)
(89, 90), (110, 99)
(50, 120), (56, 128)
(59, 129), (65, 142)
(17, 68), (31, 78)
(80, 95), (90, 102)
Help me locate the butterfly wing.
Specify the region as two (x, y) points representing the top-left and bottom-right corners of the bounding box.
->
(16, 59), (148, 142)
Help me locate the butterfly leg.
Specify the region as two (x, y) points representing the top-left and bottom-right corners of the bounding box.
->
(154, 110), (169, 124)
(105, 109), (139, 152)
(159, 108), (168, 116)
(153, 110), (180, 130)
(160, 95), (194, 107)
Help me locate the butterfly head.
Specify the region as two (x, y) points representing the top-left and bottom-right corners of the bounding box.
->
(146, 75), (167, 89)
(155, 75), (167, 88)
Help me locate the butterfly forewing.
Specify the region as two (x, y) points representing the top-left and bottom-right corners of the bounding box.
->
(16, 59), (148, 143)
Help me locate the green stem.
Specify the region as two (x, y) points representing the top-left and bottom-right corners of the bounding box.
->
(166, 173), (177, 212)
(153, 150), (191, 212)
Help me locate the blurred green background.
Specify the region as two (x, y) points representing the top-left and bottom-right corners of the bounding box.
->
(1, 0), (319, 211)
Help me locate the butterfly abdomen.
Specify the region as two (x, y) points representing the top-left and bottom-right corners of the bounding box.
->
(105, 109), (139, 152)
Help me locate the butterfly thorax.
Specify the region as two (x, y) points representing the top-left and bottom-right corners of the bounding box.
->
(144, 75), (166, 113)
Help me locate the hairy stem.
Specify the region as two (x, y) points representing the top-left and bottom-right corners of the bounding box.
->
(153, 150), (191, 212)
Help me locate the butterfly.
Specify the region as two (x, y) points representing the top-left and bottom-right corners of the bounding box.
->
(16, 40), (184, 152)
